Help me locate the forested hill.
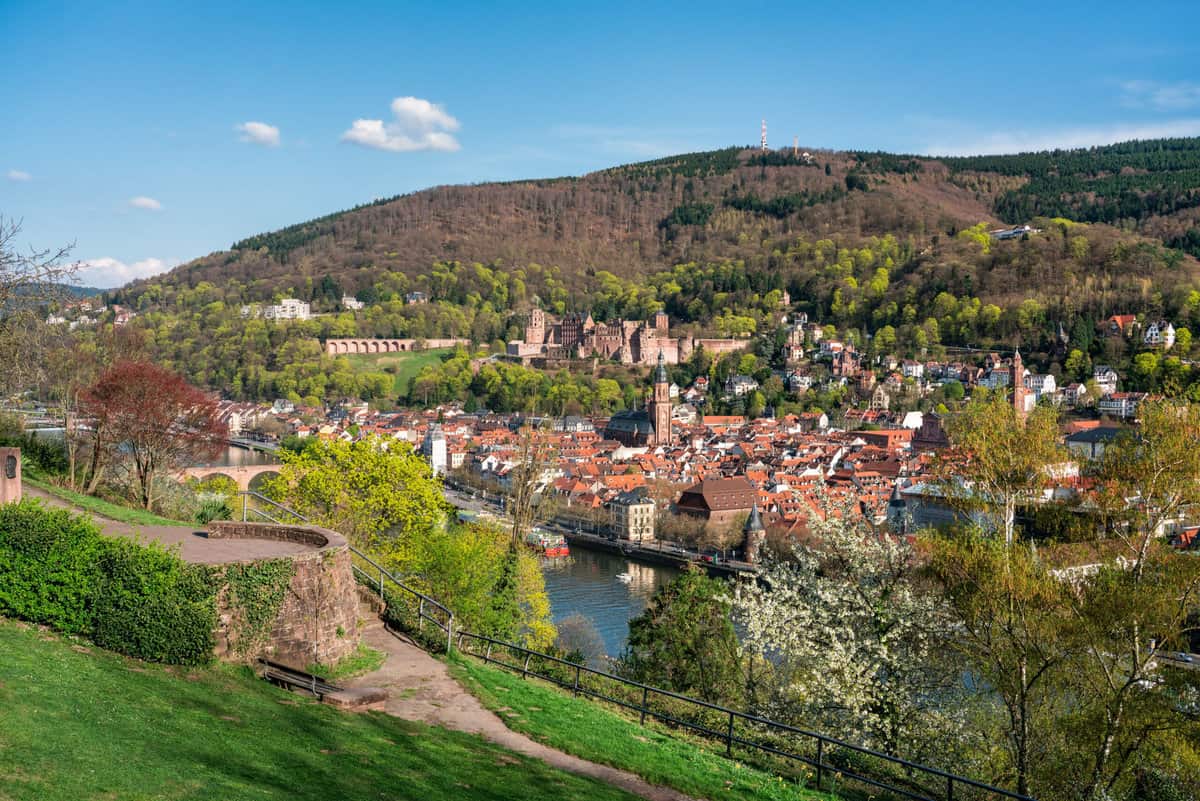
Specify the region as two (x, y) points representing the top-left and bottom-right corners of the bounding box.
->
(118, 138), (1200, 306)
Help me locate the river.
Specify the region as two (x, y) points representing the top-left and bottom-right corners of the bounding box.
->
(194, 444), (279, 468)
(541, 546), (680, 658)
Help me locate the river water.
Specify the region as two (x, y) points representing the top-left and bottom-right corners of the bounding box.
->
(194, 444), (279, 468)
(541, 546), (680, 658)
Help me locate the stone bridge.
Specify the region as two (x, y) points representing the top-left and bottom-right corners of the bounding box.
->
(324, 337), (470, 356)
(180, 463), (282, 491)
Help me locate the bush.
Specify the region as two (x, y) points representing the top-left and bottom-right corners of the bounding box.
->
(0, 499), (217, 664)
(91, 538), (216, 665)
(0, 501), (103, 633)
(195, 495), (233, 525)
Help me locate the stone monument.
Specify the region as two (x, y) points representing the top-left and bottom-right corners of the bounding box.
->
(0, 447), (21, 504)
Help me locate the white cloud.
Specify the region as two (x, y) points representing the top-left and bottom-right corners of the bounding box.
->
(128, 195), (163, 211)
(1120, 80), (1200, 111)
(6, 169), (31, 182)
(341, 96), (461, 153)
(73, 257), (177, 288)
(236, 121), (281, 147)
(923, 119), (1200, 157)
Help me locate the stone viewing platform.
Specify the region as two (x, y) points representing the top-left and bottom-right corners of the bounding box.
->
(22, 486), (362, 665)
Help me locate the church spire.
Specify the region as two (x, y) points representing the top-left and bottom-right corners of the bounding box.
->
(655, 349), (668, 384)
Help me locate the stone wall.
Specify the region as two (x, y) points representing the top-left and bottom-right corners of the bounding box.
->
(208, 521), (361, 666)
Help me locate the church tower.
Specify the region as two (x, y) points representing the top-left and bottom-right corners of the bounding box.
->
(1011, 347), (1029, 424)
(650, 350), (672, 446)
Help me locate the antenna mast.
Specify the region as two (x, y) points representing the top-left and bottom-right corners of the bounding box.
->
(760, 119), (767, 152)
(793, 136), (798, 157)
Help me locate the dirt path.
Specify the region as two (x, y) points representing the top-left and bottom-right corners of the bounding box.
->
(350, 625), (697, 801)
(22, 485), (312, 564)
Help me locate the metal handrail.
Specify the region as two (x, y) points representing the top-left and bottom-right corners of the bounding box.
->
(349, 546), (454, 654)
(237, 491), (308, 524)
(454, 629), (1036, 801)
(232, 486), (1027, 800)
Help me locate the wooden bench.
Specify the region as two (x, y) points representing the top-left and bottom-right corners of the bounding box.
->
(258, 658), (388, 710)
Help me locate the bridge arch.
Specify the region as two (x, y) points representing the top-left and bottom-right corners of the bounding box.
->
(179, 463), (282, 492)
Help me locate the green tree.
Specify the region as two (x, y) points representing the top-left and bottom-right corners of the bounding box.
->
(938, 395), (1064, 546)
(264, 436), (450, 550)
(620, 567), (744, 703)
(928, 534), (1070, 797)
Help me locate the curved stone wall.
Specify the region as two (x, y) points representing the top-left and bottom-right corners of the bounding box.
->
(207, 521), (361, 666)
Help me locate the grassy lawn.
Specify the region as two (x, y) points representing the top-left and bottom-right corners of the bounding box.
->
(339, 348), (455, 395)
(449, 654), (834, 801)
(308, 643), (387, 682)
(0, 619), (640, 801)
(23, 473), (187, 526)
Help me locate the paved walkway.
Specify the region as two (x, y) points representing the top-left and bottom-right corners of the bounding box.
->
(349, 625), (697, 801)
(23, 485), (312, 564)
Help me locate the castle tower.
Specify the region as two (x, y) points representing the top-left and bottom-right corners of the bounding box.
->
(1011, 347), (1029, 424)
(650, 350), (672, 447)
(743, 500), (766, 564)
(526, 308), (546, 346)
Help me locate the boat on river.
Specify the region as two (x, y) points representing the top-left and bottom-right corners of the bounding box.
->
(525, 527), (570, 557)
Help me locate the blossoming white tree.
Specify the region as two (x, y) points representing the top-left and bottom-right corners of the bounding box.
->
(733, 506), (968, 762)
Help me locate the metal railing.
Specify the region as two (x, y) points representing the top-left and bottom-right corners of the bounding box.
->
(349, 547), (454, 654)
(231, 489), (1030, 801)
(455, 630), (1035, 801)
(237, 490), (308, 525)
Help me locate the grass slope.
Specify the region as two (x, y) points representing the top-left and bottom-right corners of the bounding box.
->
(0, 619), (638, 801)
(340, 348), (454, 395)
(450, 655), (834, 801)
(23, 473), (186, 526)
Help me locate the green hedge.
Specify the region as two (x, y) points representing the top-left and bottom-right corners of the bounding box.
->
(0, 500), (217, 665)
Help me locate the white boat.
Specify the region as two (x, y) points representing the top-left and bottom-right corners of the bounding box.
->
(615, 572), (632, 583)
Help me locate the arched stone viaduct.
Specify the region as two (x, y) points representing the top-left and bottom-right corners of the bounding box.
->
(180, 464), (281, 492)
(324, 338), (470, 356)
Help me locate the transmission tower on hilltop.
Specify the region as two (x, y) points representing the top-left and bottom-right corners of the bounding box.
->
(761, 119), (767, 152)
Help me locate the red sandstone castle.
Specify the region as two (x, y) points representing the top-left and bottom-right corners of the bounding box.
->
(507, 308), (746, 365)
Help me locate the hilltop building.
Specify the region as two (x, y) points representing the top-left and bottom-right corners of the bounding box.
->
(507, 309), (746, 366)
(241, 298), (312, 321)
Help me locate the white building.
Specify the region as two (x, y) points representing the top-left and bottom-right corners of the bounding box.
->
(1098, 392), (1146, 420)
(725, 375), (760, 397)
(1093, 366), (1119, 395)
(263, 298), (311, 320)
(1024, 373), (1057, 400)
(342, 295), (364, 311)
(422, 424), (447, 476)
(1143, 320), (1176, 349)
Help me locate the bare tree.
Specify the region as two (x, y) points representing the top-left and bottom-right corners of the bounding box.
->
(0, 216), (77, 310)
(0, 217), (78, 396)
(506, 423), (557, 545)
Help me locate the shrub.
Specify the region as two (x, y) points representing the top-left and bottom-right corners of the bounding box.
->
(195, 495), (233, 525)
(91, 538), (216, 665)
(0, 501), (103, 633)
(0, 499), (217, 665)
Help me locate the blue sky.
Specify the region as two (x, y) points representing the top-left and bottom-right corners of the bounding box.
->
(1, 0), (1197, 287)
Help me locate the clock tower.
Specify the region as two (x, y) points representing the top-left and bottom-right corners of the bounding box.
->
(650, 351), (672, 446)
